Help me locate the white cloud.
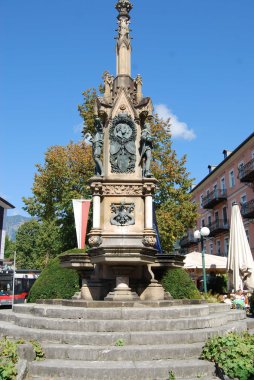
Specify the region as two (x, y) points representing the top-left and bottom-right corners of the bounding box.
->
(72, 121), (93, 145)
(154, 104), (196, 141)
(73, 122), (84, 134)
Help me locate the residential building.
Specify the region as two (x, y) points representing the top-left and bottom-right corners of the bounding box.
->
(181, 132), (254, 258)
(0, 197), (15, 264)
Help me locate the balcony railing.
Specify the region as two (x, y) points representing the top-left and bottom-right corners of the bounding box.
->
(207, 219), (229, 237)
(202, 188), (227, 209)
(180, 233), (198, 248)
(241, 199), (254, 219)
(238, 158), (254, 183)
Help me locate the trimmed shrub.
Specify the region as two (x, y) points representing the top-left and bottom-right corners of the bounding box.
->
(59, 248), (88, 255)
(161, 268), (201, 299)
(27, 256), (80, 302)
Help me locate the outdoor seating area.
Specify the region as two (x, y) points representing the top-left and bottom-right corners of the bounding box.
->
(221, 290), (251, 312)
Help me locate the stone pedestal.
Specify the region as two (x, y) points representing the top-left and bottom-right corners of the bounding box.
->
(80, 279), (93, 300)
(140, 280), (165, 301)
(104, 267), (139, 301)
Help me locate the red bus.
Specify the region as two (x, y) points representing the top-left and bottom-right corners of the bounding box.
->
(0, 269), (40, 306)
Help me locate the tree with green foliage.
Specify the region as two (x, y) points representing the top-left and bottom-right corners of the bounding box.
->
(161, 268), (201, 299)
(4, 236), (16, 259)
(151, 114), (197, 251)
(28, 256), (80, 302)
(16, 220), (62, 270)
(23, 141), (94, 251)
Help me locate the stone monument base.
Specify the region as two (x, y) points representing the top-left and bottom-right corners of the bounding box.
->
(139, 280), (166, 301)
(104, 288), (139, 301)
(104, 273), (140, 301)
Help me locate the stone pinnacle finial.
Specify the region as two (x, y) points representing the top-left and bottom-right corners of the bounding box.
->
(115, 0), (133, 20)
(115, 0), (133, 76)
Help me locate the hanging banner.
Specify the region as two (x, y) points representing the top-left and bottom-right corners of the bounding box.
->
(72, 199), (91, 249)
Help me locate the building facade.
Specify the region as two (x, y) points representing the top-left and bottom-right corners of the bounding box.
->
(0, 197), (15, 264)
(181, 132), (254, 258)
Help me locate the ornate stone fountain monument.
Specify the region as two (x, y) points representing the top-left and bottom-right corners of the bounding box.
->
(61, 0), (184, 301)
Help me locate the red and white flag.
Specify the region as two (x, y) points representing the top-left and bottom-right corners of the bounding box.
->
(72, 199), (91, 249)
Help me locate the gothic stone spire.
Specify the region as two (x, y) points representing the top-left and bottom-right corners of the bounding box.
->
(115, 0), (133, 76)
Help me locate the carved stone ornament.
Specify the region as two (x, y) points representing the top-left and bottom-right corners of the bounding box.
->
(88, 236), (103, 247)
(91, 117), (104, 176)
(109, 113), (136, 173)
(103, 184), (142, 196)
(110, 202), (135, 226)
(143, 183), (156, 196)
(90, 182), (102, 196)
(142, 236), (157, 247)
(115, 0), (133, 18)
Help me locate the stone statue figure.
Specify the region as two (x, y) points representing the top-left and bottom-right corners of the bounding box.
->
(91, 117), (104, 176)
(110, 202), (135, 226)
(140, 121), (153, 177)
(118, 18), (130, 38)
(109, 113), (136, 173)
(103, 71), (114, 100)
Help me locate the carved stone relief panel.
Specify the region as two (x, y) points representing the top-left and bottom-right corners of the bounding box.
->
(109, 113), (136, 173)
(110, 202), (135, 226)
(102, 184), (142, 196)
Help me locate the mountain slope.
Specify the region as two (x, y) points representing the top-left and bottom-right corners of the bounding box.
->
(5, 215), (31, 240)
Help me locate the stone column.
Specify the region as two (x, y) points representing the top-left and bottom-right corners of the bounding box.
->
(90, 181), (102, 231)
(145, 195), (153, 230)
(93, 195), (101, 229)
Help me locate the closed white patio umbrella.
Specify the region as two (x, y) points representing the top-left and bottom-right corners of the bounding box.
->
(227, 202), (254, 291)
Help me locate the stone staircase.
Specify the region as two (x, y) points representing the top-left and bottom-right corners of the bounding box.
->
(0, 302), (248, 380)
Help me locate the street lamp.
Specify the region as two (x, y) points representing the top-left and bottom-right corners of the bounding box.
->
(194, 227), (210, 293)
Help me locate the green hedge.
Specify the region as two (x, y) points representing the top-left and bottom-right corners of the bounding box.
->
(161, 268), (201, 299)
(27, 256), (80, 303)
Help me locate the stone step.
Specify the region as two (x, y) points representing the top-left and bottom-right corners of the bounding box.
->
(0, 319), (247, 345)
(28, 358), (216, 379)
(207, 303), (231, 314)
(227, 309), (246, 322)
(12, 303), (212, 319)
(41, 342), (204, 361)
(247, 316), (254, 330)
(0, 308), (15, 322)
(9, 311), (233, 332)
(12, 302), (231, 320)
(13, 310), (245, 332)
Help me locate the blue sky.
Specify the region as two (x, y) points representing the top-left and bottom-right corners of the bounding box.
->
(1, 0), (254, 216)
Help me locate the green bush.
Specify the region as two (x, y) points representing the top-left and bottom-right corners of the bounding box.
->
(201, 332), (254, 380)
(27, 256), (80, 302)
(161, 268), (201, 299)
